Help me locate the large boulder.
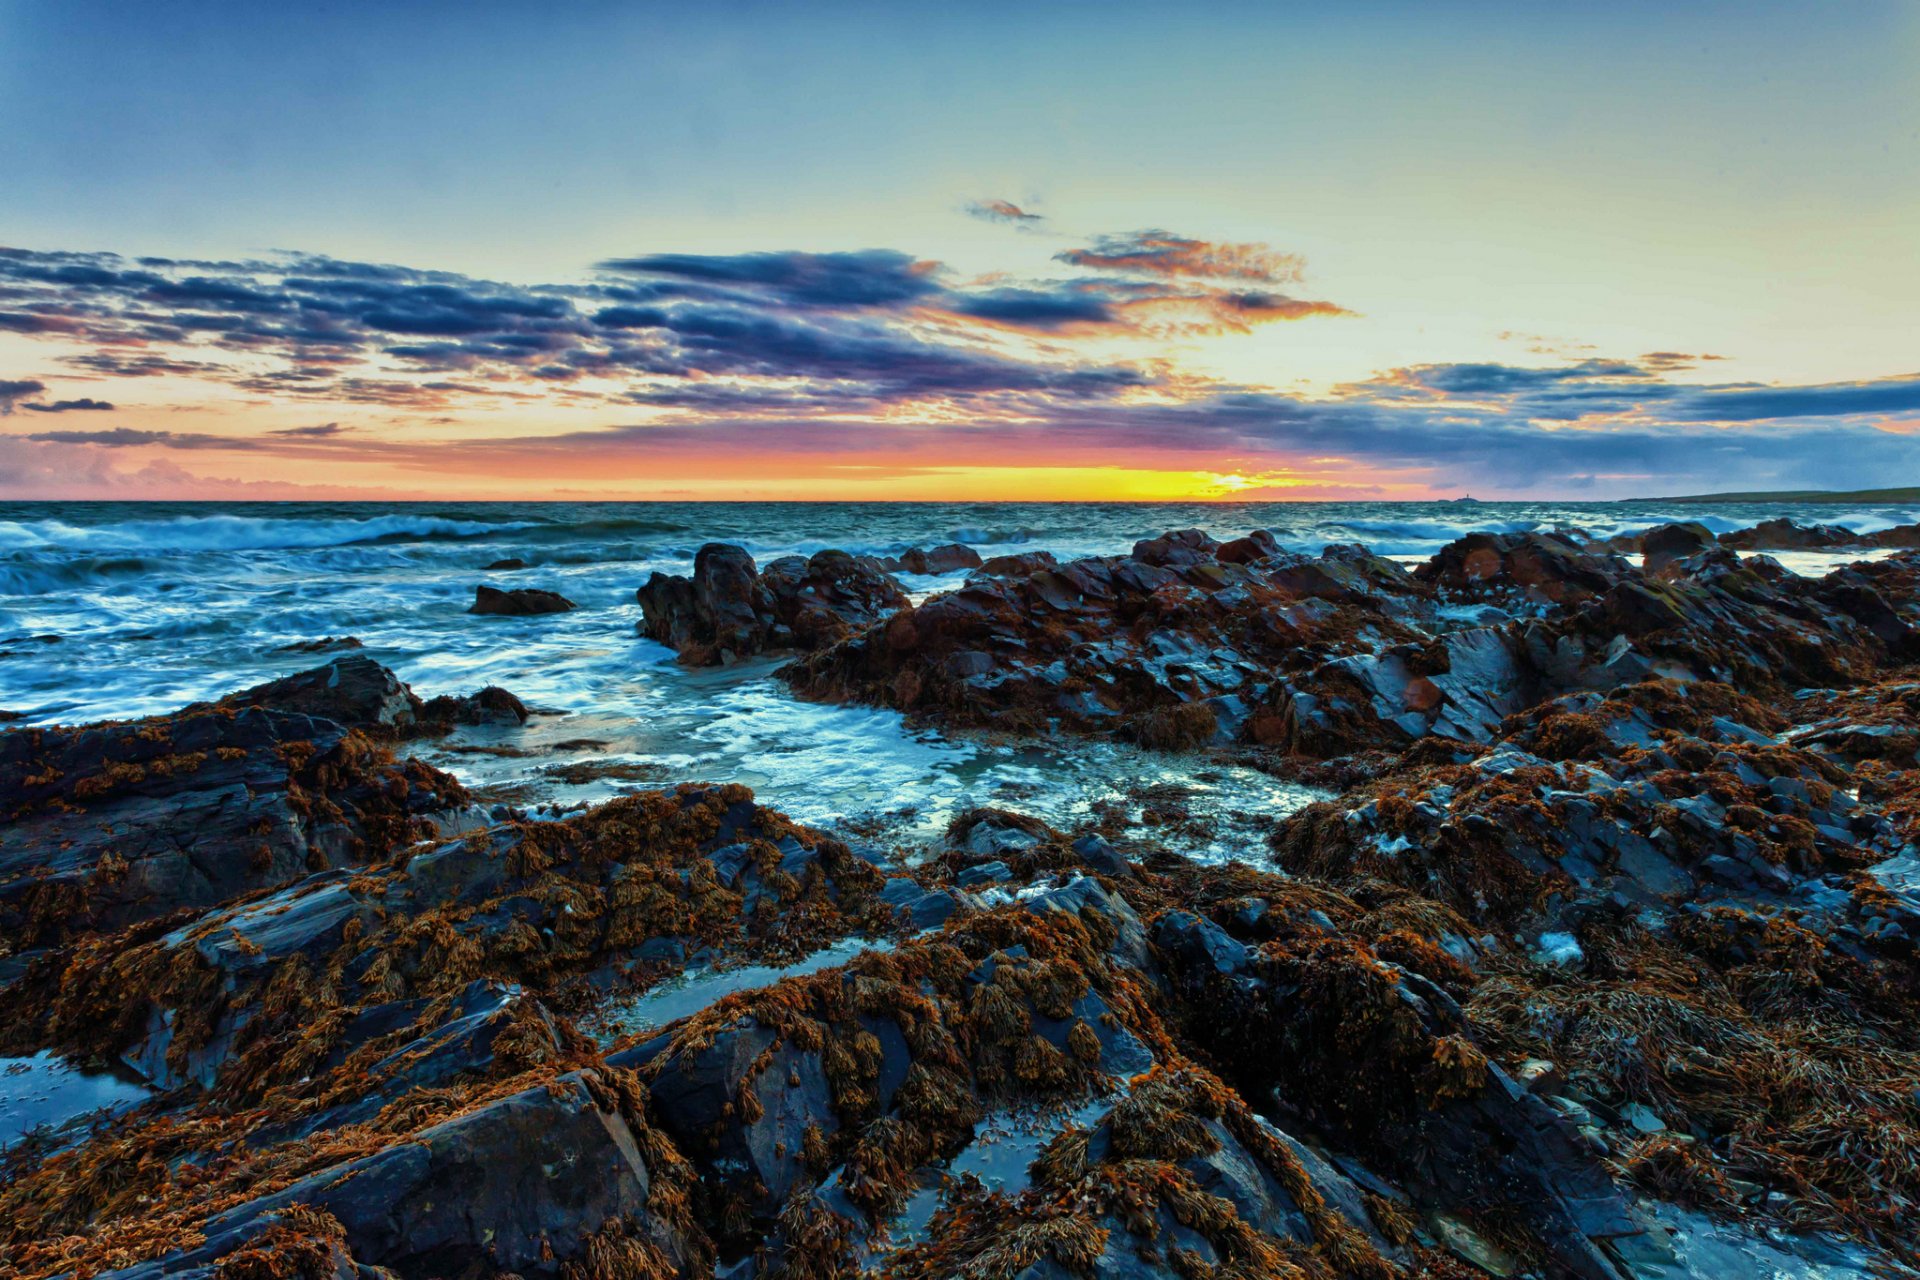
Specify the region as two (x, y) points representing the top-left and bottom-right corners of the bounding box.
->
(879, 543), (984, 575)
(637, 543), (908, 665)
(0, 698), (477, 952)
(469, 584), (576, 615)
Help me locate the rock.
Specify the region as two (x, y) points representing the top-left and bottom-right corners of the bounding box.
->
(417, 684), (529, 727)
(0, 784), (895, 1095)
(1717, 518), (1857, 551)
(637, 543), (908, 665)
(879, 543), (983, 575)
(1419, 530), (1631, 606)
(1132, 527), (1220, 567)
(784, 531), (1430, 743)
(0, 697), (477, 951)
(482, 557), (528, 570)
(1217, 528), (1284, 563)
(272, 635), (363, 654)
(469, 584), (576, 615)
(1640, 522), (1719, 576)
(220, 654), (422, 728)
(107, 1070), (698, 1280)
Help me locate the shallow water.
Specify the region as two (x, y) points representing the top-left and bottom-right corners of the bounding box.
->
(1, 498), (1905, 860)
(0, 1052), (151, 1151)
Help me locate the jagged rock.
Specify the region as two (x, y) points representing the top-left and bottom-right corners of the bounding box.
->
(879, 543), (983, 575)
(1718, 518), (1858, 551)
(104, 1070), (699, 1280)
(418, 684), (529, 727)
(1216, 528), (1284, 564)
(1418, 530), (1633, 607)
(1640, 522), (1719, 575)
(469, 584), (576, 615)
(1153, 911), (1639, 1280)
(784, 531), (1427, 742)
(1132, 527), (1221, 567)
(637, 543), (908, 665)
(0, 700), (476, 952)
(0, 785), (903, 1095)
(220, 653), (422, 728)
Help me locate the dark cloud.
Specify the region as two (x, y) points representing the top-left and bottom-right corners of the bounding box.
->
(5, 236), (1915, 499)
(1666, 375), (1920, 422)
(948, 286), (1117, 329)
(270, 421), (353, 436)
(24, 426), (256, 450)
(965, 199), (1044, 226)
(1057, 230), (1305, 284)
(597, 250), (943, 309)
(22, 397), (114, 413)
(0, 234), (1354, 413)
(0, 379), (48, 414)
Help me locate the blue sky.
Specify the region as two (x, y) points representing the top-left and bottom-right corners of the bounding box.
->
(1, 0), (1916, 498)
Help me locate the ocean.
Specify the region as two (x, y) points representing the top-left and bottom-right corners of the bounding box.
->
(1, 498), (1909, 861)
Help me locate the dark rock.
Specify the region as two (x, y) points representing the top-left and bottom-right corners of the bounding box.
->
(637, 543), (908, 665)
(220, 654), (422, 728)
(482, 557), (529, 570)
(1640, 522), (1719, 576)
(1718, 518), (1858, 551)
(785, 531), (1429, 743)
(469, 584), (576, 615)
(418, 684), (529, 727)
(879, 543), (983, 575)
(1132, 527), (1220, 567)
(1216, 528), (1284, 563)
(112, 1070), (698, 1280)
(0, 698), (477, 951)
(272, 635), (363, 654)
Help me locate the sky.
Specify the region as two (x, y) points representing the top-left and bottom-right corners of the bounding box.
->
(1, 0), (1917, 501)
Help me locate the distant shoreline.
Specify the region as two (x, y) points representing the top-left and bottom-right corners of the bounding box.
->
(1648, 487), (1920, 503)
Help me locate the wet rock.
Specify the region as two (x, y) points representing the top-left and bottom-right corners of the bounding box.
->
(0, 785), (898, 1094)
(1418, 530), (1632, 607)
(0, 698), (477, 952)
(109, 1069), (700, 1280)
(1717, 518), (1858, 551)
(1216, 528), (1284, 564)
(785, 531), (1427, 742)
(879, 543), (983, 575)
(638, 543), (908, 665)
(220, 653), (422, 728)
(417, 683), (529, 727)
(1153, 911), (1639, 1280)
(272, 635), (363, 654)
(1640, 522), (1719, 575)
(482, 556), (529, 570)
(1132, 527), (1220, 567)
(469, 583), (576, 615)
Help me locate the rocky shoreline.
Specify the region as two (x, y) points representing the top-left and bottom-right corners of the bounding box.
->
(3, 519), (1918, 1279)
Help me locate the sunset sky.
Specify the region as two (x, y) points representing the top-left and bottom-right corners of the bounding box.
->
(2, 0), (1917, 501)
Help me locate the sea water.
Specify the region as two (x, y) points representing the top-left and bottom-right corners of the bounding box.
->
(0, 499), (1906, 857)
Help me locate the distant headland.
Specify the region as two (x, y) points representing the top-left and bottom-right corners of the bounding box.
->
(1648, 486), (1920, 503)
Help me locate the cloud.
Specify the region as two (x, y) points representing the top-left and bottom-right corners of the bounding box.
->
(24, 426), (257, 449)
(965, 199), (1044, 226)
(597, 250), (943, 309)
(3, 232), (1916, 500)
(0, 379), (48, 414)
(22, 397), (114, 413)
(0, 231), (1352, 417)
(1056, 230), (1305, 284)
(269, 421), (353, 436)
(1665, 375), (1920, 422)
